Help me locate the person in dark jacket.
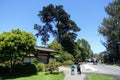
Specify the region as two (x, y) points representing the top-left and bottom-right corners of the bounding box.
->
(77, 62), (81, 74)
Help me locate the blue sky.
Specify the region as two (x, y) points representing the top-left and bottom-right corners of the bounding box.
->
(0, 0), (112, 53)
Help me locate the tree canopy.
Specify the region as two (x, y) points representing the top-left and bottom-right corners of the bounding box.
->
(34, 4), (80, 45)
(76, 39), (93, 61)
(98, 0), (120, 63)
(34, 4), (94, 62)
(48, 39), (93, 62)
(0, 29), (36, 66)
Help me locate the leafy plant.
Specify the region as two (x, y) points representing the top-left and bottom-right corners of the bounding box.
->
(0, 29), (36, 71)
(32, 58), (38, 65)
(45, 62), (61, 73)
(57, 52), (74, 63)
(0, 63), (37, 75)
(63, 60), (73, 66)
(36, 63), (45, 72)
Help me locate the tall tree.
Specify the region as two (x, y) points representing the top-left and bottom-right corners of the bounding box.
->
(80, 39), (91, 51)
(47, 39), (63, 53)
(0, 29), (36, 67)
(80, 39), (92, 58)
(75, 39), (93, 61)
(34, 4), (80, 46)
(98, 0), (120, 63)
(47, 39), (74, 62)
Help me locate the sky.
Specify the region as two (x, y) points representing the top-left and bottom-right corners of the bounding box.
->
(0, 0), (112, 53)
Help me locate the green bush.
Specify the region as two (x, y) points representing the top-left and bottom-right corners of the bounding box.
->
(54, 62), (62, 67)
(57, 52), (74, 63)
(0, 66), (10, 75)
(32, 58), (38, 65)
(36, 63), (45, 72)
(45, 62), (59, 73)
(63, 60), (73, 66)
(12, 63), (37, 74)
(0, 63), (37, 75)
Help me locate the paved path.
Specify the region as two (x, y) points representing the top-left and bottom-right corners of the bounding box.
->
(59, 63), (120, 80)
(58, 65), (87, 80)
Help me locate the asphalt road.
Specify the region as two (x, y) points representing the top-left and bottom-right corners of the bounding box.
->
(83, 63), (120, 80)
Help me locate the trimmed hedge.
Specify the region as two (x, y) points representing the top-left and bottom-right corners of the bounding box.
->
(0, 63), (37, 75)
(12, 63), (37, 74)
(0, 66), (10, 75)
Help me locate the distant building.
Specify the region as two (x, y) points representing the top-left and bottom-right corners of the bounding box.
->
(24, 46), (56, 64)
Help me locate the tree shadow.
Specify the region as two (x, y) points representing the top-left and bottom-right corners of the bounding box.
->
(0, 63), (37, 80)
(1, 73), (37, 80)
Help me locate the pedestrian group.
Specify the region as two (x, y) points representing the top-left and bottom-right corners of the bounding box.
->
(71, 62), (81, 75)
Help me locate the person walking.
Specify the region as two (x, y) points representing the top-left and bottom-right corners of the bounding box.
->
(71, 63), (75, 75)
(77, 62), (81, 74)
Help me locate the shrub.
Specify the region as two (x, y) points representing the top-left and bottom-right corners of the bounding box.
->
(0, 63), (37, 75)
(57, 52), (74, 63)
(54, 62), (62, 67)
(12, 63), (37, 74)
(45, 62), (59, 73)
(32, 58), (38, 65)
(36, 63), (45, 72)
(63, 60), (73, 66)
(0, 66), (10, 75)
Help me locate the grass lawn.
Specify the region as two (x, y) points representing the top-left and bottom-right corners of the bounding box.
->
(1, 72), (65, 80)
(88, 74), (115, 80)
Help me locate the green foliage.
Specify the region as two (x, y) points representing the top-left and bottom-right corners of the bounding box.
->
(61, 38), (75, 55)
(0, 66), (10, 75)
(0, 63), (37, 75)
(32, 58), (38, 65)
(98, 0), (120, 63)
(34, 4), (95, 63)
(12, 63), (37, 74)
(63, 60), (73, 66)
(57, 52), (74, 63)
(47, 39), (63, 52)
(45, 62), (60, 73)
(36, 63), (45, 72)
(72, 42), (81, 62)
(0, 29), (36, 67)
(48, 39), (74, 62)
(54, 62), (62, 67)
(73, 39), (93, 62)
(48, 38), (93, 63)
(80, 39), (90, 51)
(34, 4), (80, 45)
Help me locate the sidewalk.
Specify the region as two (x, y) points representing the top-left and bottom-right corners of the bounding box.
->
(58, 66), (87, 80)
(59, 63), (120, 80)
(82, 64), (98, 72)
(58, 64), (98, 80)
